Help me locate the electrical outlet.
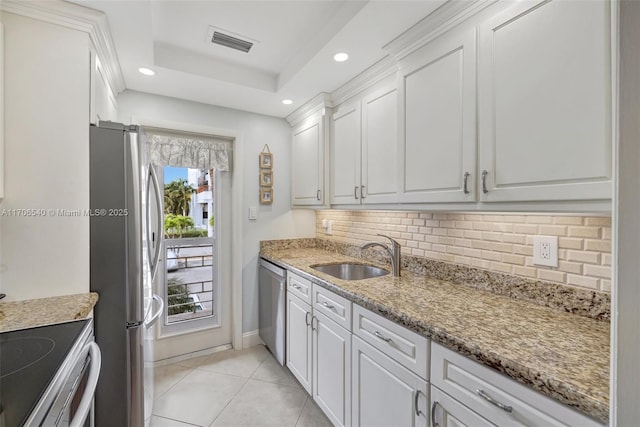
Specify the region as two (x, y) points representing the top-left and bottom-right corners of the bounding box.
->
(326, 220), (333, 235)
(533, 235), (558, 267)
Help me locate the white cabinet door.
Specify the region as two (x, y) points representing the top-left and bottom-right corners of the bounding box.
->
(286, 292), (312, 393)
(313, 311), (351, 427)
(431, 386), (495, 427)
(478, 0), (611, 202)
(292, 116), (325, 206)
(352, 336), (428, 427)
(362, 86), (399, 204)
(399, 28), (477, 203)
(331, 102), (361, 205)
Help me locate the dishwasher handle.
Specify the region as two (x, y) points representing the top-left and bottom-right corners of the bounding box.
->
(259, 258), (286, 278)
(69, 342), (101, 427)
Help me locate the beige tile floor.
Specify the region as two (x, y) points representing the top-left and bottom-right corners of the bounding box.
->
(150, 345), (333, 427)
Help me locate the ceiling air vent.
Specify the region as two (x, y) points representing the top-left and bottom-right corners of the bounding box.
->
(211, 31), (254, 53)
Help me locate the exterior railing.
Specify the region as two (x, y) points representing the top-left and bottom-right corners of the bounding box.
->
(164, 239), (215, 323)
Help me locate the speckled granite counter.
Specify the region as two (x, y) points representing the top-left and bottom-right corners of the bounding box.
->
(260, 245), (609, 423)
(0, 293), (99, 333)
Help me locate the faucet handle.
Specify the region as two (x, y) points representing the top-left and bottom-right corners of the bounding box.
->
(377, 234), (401, 248)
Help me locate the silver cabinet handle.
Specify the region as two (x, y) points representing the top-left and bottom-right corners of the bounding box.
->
(322, 301), (335, 310)
(431, 401), (440, 427)
(292, 283), (301, 290)
(305, 311), (311, 327)
(354, 186), (359, 199)
(414, 390), (424, 417)
(317, 189), (321, 201)
(476, 389), (513, 413)
(463, 171), (470, 194)
(481, 170), (489, 194)
(373, 330), (392, 343)
(311, 315), (318, 331)
(361, 185), (366, 199)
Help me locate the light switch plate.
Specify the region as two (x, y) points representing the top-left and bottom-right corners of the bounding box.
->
(249, 206), (257, 221)
(533, 235), (558, 267)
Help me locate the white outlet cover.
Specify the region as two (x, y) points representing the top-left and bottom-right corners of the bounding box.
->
(533, 235), (558, 267)
(248, 206), (257, 221)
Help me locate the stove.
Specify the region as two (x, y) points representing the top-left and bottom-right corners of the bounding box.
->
(0, 319), (93, 426)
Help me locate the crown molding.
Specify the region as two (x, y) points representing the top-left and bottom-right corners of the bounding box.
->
(1, 0), (125, 94)
(330, 55), (398, 107)
(383, 0), (498, 61)
(286, 93), (333, 127)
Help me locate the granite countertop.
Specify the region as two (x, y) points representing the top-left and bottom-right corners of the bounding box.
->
(0, 293), (99, 333)
(261, 246), (610, 423)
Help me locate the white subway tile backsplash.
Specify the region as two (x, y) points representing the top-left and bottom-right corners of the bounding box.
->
(316, 211), (611, 292)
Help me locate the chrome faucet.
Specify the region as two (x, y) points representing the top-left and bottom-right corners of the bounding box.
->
(361, 234), (401, 277)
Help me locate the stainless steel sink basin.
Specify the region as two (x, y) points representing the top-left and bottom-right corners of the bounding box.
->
(311, 263), (389, 281)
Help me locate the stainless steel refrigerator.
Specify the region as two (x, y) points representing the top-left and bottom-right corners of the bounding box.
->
(90, 122), (164, 427)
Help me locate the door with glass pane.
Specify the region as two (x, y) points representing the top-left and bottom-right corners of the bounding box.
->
(157, 166), (231, 343)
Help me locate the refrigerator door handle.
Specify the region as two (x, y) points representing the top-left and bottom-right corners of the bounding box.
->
(144, 294), (164, 329)
(148, 166), (163, 281)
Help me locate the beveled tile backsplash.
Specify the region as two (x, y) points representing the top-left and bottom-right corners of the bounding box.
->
(316, 211), (612, 292)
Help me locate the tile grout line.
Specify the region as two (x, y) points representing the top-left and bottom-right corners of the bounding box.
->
(206, 357), (268, 427)
(151, 414), (203, 427)
(294, 396), (310, 427)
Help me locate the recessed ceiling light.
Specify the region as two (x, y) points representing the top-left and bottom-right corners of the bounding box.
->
(282, 99), (293, 105)
(138, 67), (155, 76)
(333, 52), (349, 62)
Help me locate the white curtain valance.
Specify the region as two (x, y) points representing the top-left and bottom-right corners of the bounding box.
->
(146, 129), (233, 172)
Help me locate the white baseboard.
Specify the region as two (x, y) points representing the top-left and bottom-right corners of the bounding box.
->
(242, 330), (264, 348)
(154, 343), (232, 367)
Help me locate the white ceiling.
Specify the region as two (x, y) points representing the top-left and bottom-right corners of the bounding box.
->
(71, 0), (446, 118)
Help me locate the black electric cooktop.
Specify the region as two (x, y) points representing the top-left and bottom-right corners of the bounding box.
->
(0, 319), (90, 426)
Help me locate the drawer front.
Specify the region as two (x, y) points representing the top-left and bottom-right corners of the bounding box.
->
(430, 386), (494, 427)
(431, 342), (604, 427)
(352, 305), (428, 379)
(312, 285), (352, 331)
(287, 271), (312, 304)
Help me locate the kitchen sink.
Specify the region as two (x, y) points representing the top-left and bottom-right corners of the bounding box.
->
(311, 263), (389, 281)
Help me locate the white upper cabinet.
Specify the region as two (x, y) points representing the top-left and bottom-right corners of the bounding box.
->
(331, 102), (361, 205)
(292, 113), (326, 206)
(478, 0), (612, 202)
(90, 47), (118, 124)
(361, 86), (398, 204)
(331, 81), (398, 205)
(399, 28), (477, 204)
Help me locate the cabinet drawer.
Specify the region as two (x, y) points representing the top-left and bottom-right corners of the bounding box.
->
(312, 285), (352, 331)
(287, 272), (312, 304)
(352, 305), (428, 379)
(431, 385), (494, 427)
(431, 342), (604, 427)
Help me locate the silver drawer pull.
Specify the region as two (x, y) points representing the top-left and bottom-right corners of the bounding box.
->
(476, 389), (513, 413)
(414, 389), (424, 417)
(322, 301), (335, 310)
(431, 401), (440, 427)
(292, 284), (301, 290)
(373, 330), (393, 343)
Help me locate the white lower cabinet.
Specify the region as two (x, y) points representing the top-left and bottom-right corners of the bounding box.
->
(431, 342), (604, 427)
(352, 336), (428, 426)
(286, 291), (312, 393)
(430, 386), (494, 427)
(313, 311), (351, 427)
(286, 275), (352, 426)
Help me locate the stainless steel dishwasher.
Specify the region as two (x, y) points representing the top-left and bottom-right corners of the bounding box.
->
(258, 258), (286, 365)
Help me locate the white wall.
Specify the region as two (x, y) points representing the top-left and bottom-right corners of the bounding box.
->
(0, 12), (89, 300)
(117, 90), (316, 335)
